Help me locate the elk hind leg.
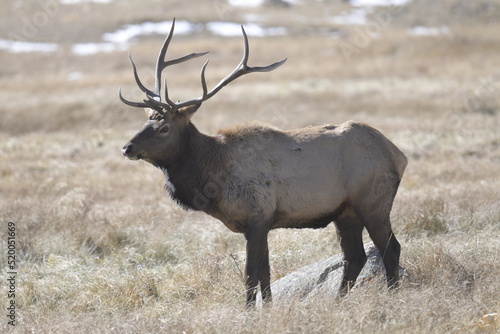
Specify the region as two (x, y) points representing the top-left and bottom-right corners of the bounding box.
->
(356, 203), (401, 290)
(260, 242), (272, 304)
(369, 225), (401, 289)
(335, 206), (367, 297)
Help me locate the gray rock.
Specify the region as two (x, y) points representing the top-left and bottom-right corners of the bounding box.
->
(261, 243), (405, 303)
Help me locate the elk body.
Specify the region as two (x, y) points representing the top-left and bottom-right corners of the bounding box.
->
(120, 19), (407, 307)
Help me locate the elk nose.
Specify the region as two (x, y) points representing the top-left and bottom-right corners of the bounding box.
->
(122, 143), (133, 156)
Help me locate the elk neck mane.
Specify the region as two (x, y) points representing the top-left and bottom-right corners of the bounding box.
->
(158, 121), (225, 214)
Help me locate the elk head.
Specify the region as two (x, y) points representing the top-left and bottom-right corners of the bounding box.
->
(120, 18), (286, 167)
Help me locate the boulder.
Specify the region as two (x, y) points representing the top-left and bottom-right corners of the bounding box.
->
(262, 243), (406, 302)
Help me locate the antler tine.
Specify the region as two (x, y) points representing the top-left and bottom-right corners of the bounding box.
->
(128, 53), (156, 98)
(119, 87), (150, 108)
(172, 26), (287, 109)
(236, 25), (288, 74)
(157, 51), (208, 105)
(202, 26), (287, 100)
(241, 24), (250, 66)
(162, 78), (177, 108)
(151, 18), (176, 99)
(153, 18), (208, 101)
(200, 59), (210, 99)
(119, 53), (159, 107)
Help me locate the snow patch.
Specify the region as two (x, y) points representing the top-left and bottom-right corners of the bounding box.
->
(0, 39), (58, 53)
(103, 20), (194, 44)
(206, 22), (286, 37)
(408, 26), (450, 36)
(349, 0), (411, 6)
(71, 42), (127, 56)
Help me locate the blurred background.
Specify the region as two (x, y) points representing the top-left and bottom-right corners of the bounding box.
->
(1, 0), (499, 134)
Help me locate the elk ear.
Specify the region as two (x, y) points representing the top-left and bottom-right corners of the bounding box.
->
(178, 104), (201, 120)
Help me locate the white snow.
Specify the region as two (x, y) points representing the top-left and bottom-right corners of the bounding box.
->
(228, 0), (265, 6)
(206, 22), (286, 37)
(102, 20), (194, 44)
(0, 39), (58, 53)
(71, 42), (127, 56)
(67, 71), (83, 81)
(228, 0), (299, 7)
(59, 0), (112, 4)
(408, 26), (450, 36)
(349, 0), (411, 6)
(329, 9), (369, 25)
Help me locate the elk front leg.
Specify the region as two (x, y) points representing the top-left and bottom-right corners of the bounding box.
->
(244, 224), (270, 308)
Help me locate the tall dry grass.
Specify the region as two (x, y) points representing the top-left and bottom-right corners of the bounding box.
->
(1, 0), (499, 333)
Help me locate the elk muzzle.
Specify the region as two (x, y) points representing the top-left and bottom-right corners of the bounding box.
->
(122, 143), (141, 160)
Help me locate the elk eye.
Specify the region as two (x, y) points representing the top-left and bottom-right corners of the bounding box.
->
(159, 126), (169, 134)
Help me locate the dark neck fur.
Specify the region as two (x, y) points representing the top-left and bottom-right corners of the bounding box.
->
(159, 122), (223, 214)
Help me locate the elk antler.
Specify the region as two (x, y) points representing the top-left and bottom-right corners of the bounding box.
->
(119, 18), (208, 113)
(119, 18), (287, 114)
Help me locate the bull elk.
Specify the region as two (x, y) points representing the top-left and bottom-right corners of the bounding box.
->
(120, 18), (407, 307)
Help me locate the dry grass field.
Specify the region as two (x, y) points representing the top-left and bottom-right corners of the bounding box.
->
(1, 0), (499, 333)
